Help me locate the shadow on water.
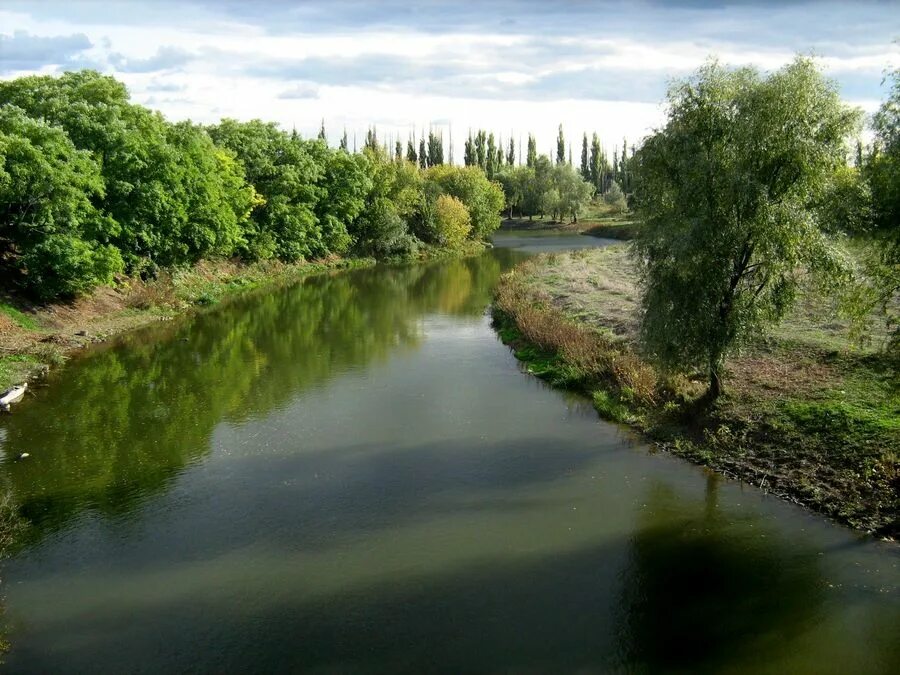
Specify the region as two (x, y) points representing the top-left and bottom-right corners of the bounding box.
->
(7, 473), (846, 674)
(0, 254), (507, 540)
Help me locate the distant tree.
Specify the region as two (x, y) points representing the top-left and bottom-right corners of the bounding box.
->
(395, 139), (403, 160)
(419, 136), (427, 169)
(339, 129), (348, 151)
(580, 133), (590, 181)
(603, 180), (627, 213)
(318, 119), (327, 142)
(475, 130), (487, 170)
(406, 137), (418, 164)
(427, 130), (444, 166)
(552, 163), (593, 223)
(556, 124), (565, 165)
(507, 137), (515, 166)
(589, 133), (602, 192)
(632, 58), (861, 399)
(464, 133), (476, 166)
(486, 132), (497, 178)
(364, 126), (379, 152)
(526, 134), (537, 168)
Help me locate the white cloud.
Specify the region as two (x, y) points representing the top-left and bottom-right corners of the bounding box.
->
(1, 2), (897, 155)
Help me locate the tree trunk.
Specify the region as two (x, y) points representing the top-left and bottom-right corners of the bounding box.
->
(707, 364), (722, 400)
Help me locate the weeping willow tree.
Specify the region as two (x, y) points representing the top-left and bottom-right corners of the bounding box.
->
(632, 58), (861, 399)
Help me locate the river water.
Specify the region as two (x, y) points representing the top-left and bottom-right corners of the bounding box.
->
(0, 232), (897, 673)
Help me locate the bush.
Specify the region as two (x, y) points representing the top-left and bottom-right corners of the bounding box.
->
(21, 236), (124, 301)
(433, 194), (472, 247)
(603, 181), (627, 213)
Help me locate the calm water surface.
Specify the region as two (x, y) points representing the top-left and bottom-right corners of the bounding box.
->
(0, 232), (897, 673)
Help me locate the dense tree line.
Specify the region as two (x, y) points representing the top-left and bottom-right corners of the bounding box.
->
(0, 71), (503, 301)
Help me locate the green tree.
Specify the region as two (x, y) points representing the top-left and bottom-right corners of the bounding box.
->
(552, 163), (594, 223)
(406, 137), (418, 164)
(632, 58), (861, 398)
(580, 133), (590, 180)
(474, 130), (487, 170)
(427, 130), (444, 167)
(425, 164), (505, 239)
(208, 119), (323, 261)
(464, 133), (475, 166)
(0, 106), (123, 298)
(507, 137), (515, 166)
(865, 67), (900, 353)
(556, 124), (565, 165)
(486, 132), (497, 178)
(433, 194), (472, 247)
(590, 133), (602, 192)
(418, 136), (427, 169)
(526, 134), (537, 168)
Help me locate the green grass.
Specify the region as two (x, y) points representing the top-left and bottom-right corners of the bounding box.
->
(0, 354), (41, 392)
(0, 303), (39, 330)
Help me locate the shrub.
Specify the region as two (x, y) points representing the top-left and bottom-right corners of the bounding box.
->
(433, 194), (472, 248)
(21, 236), (124, 301)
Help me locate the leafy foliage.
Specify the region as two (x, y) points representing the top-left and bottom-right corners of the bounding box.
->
(632, 58), (861, 397)
(0, 71), (507, 301)
(433, 194), (472, 247)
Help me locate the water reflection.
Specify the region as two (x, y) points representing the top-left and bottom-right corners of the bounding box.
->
(0, 254), (509, 537)
(614, 474), (828, 672)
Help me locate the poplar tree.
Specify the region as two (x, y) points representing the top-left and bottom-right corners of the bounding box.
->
(318, 119), (326, 142)
(395, 140), (403, 161)
(364, 126), (378, 152)
(486, 132), (497, 178)
(475, 130), (487, 169)
(556, 124), (565, 165)
(527, 134), (537, 168)
(427, 130), (444, 166)
(590, 133), (602, 192)
(580, 133), (589, 180)
(507, 137), (515, 166)
(339, 129), (348, 151)
(406, 138), (417, 164)
(464, 133), (475, 166)
(419, 136), (427, 168)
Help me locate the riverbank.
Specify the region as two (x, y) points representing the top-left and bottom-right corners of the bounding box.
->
(493, 245), (899, 537)
(0, 257), (366, 392)
(0, 241), (491, 394)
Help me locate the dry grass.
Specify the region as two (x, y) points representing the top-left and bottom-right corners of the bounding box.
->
(494, 266), (657, 404)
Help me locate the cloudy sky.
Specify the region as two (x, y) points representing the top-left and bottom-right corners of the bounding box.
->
(1, 1), (898, 157)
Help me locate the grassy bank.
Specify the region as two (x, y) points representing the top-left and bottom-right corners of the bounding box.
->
(0, 256), (379, 393)
(493, 245), (898, 537)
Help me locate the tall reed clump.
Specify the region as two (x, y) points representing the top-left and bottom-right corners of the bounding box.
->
(493, 265), (657, 413)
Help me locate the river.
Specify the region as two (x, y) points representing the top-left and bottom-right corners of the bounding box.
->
(0, 232), (897, 673)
